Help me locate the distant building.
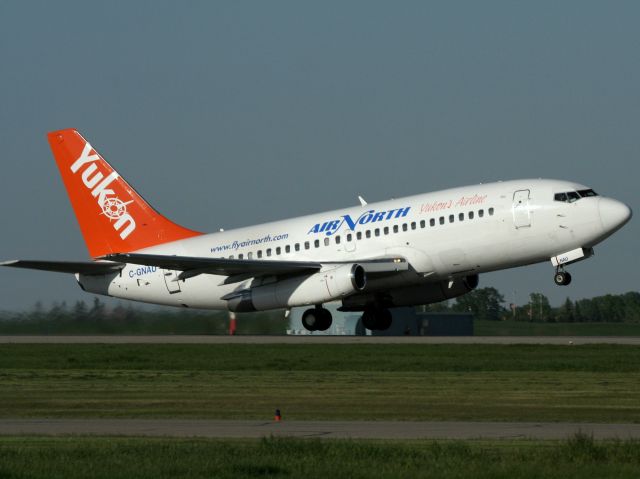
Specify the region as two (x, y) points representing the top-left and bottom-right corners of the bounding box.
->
(287, 303), (473, 336)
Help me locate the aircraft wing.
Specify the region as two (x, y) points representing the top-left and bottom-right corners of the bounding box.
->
(2, 254), (408, 283)
(1, 260), (125, 275)
(104, 253), (408, 284)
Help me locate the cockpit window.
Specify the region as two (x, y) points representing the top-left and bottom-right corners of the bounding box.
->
(554, 189), (599, 203)
(567, 191), (581, 202)
(578, 189), (598, 197)
(554, 192), (568, 202)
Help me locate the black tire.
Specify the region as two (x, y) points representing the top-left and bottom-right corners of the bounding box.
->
(316, 308), (333, 331)
(376, 308), (392, 331)
(361, 309), (377, 330)
(301, 309), (318, 331)
(563, 272), (572, 286)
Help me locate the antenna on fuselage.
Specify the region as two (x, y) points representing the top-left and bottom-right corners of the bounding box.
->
(358, 195), (368, 206)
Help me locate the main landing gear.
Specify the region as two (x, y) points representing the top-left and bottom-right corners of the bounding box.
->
(554, 268), (572, 286)
(361, 306), (392, 331)
(302, 305), (333, 332)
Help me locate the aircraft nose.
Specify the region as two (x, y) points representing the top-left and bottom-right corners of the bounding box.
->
(599, 197), (632, 233)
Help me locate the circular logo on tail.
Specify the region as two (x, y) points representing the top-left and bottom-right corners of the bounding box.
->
(101, 197), (129, 219)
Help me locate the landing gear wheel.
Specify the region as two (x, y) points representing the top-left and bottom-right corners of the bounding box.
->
(360, 307), (393, 331)
(361, 309), (376, 330)
(316, 308), (333, 331)
(302, 307), (332, 332)
(302, 309), (319, 331)
(554, 271), (572, 286)
(376, 308), (392, 331)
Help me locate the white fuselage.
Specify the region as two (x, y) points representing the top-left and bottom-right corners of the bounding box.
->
(78, 178), (630, 310)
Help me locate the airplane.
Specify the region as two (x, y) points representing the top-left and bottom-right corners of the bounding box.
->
(1, 129), (633, 331)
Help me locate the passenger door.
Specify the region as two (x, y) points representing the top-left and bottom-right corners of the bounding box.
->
(512, 189), (531, 228)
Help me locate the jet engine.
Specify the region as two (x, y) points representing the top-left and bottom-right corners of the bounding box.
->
(226, 263), (367, 312)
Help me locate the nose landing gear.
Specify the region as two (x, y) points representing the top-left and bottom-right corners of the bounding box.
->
(554, 269), (572, 286)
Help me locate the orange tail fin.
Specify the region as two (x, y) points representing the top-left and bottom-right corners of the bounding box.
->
(48, 129), (202, 258)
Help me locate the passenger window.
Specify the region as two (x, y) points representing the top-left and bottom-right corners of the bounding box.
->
(374, 228), (380, 237)
(420, 220), (425, 228)
(479, 209), (484, 218)
(324, 237), (330, 246)
(295, 243), (300, 252)
(314, 239), (320, 248)
(257, 250), (262, 258)
(248, 252), (253, 259)
(356, 231), (362, 240)
(459, 213), (464, 221)
(411, 222), (416, 230)
(489, 207), (494, 216)
(402, 223), (408, 232)
(229, 255), (234, 259)
(304, 242), (310, 250)
(393, 225), (399, 233)
(266, 248), (272, 257)
(366, 230), (371, 239)
(439, 217), (445, 225)
(238, 253), (244, 259)
(384, 226), (389, 235)
(449, 215), (454, 223)
(468, 211), (474, 220)
(346, 233), (352, 242)
(430, 218), (435, 227)
(276, 247), (281, 255)
(335, 236), (341, 245)
(285, 245), (291, 253)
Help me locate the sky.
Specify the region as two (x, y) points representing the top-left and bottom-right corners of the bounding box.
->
(0, 1), (638, 311)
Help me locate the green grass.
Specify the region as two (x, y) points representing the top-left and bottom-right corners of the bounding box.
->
(0, 435), (639, 479)
(475, 320), (640, 336)
(1, 344), (640, 422)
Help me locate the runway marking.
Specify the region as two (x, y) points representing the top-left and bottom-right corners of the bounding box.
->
(1, 419), (640, 440)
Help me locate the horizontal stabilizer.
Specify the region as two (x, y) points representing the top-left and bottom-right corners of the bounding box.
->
(1, 260), (125, 275)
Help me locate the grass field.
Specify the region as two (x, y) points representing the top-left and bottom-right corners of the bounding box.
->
(0, 435), (639, 478)
(1, 343), (640, 422)
(475, 320), (640, 336)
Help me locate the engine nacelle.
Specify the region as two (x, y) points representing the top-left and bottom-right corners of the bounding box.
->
(227, 264), (367, 312)
(341, 274), (479, 310)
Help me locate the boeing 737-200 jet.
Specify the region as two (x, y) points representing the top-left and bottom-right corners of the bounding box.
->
(1, 129), (632, 331)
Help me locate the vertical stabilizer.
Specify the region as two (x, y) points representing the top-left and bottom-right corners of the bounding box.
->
(48, 129), (202, 258)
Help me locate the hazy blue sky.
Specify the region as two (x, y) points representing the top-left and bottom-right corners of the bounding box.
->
(0, 1), (638, 311)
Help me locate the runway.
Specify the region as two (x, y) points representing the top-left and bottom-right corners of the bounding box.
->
(0, 335), (639, 344)
(1, 419), (640, 440)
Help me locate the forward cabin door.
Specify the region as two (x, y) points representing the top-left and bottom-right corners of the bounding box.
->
(512, 189), (531, 228)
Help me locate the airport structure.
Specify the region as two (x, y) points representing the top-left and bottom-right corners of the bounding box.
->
(287, 303), (473, 336)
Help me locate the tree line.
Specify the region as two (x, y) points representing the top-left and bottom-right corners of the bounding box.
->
(1, 289), (639, 334)
(427, 288), (640, 322)
(0, 297), (286, 335)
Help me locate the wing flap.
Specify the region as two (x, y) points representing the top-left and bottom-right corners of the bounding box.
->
(104, 253), (322, 277)
(104, 253), (409, 282)
(1, 260), (125, 275)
